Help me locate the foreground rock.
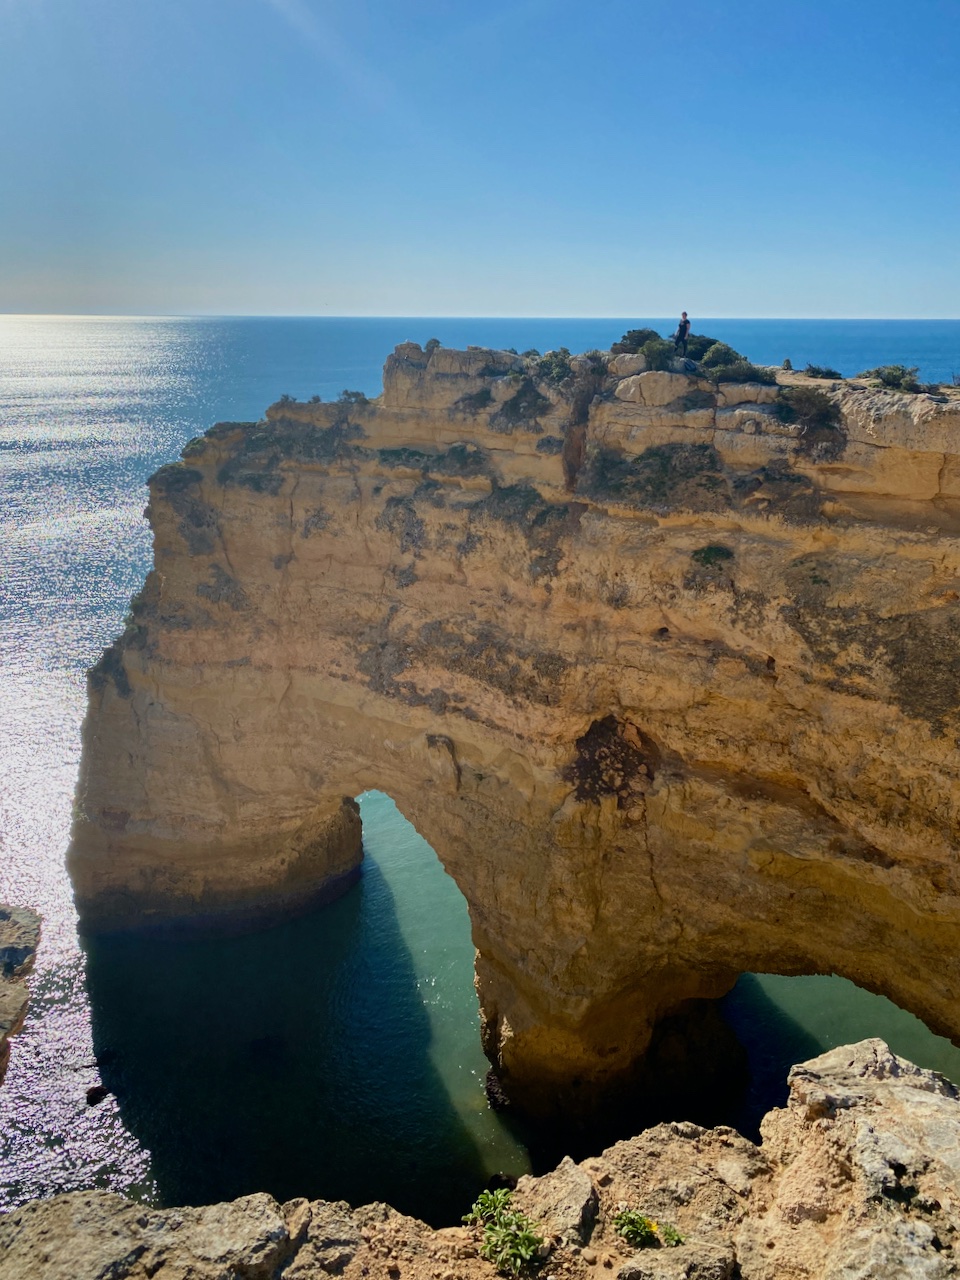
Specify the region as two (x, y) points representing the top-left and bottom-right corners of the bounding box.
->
(2, 1041), (957, 1278)
(69, 343), (960, 1110)
(0, 905), (41, 1085)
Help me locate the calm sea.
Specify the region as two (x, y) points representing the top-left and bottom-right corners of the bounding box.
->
(2, 316), (960, 1224)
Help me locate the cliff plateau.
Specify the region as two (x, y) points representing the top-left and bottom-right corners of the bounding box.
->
(2, 1040), (959, 1278)
(69, 343), (960, 1111)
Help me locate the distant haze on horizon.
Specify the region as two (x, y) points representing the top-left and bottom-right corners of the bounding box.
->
(2, 0), (957, 318)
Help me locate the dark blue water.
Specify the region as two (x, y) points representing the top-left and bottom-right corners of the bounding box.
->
(2, 315), (959, 1223)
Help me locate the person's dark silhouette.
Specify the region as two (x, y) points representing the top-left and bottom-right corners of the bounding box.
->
(674, 312), (691, 357)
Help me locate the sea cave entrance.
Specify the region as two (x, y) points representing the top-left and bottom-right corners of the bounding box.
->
(720, 970), (960, 1139)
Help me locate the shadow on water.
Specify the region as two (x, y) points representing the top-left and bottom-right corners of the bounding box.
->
(520, 969), (960, 1171)
(83, 851), (492, 1226)
(720, 971), (960, 1142)
(719, 974), (824, 1140)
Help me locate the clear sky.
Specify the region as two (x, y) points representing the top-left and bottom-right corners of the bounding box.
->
(1, 0), (957, 316)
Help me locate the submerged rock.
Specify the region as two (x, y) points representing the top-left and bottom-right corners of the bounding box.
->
(1, 1041), (957, 1278)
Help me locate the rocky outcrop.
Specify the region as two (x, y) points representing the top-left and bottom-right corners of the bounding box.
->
(69, 343), (960, 1110)
(0, 905), (40, 1086)
(2, 1041), (958, 1278)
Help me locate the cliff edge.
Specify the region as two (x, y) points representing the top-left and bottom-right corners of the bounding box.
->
(69, 342), (960, 1111)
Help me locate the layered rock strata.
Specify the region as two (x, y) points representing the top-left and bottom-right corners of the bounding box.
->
(2, 1040), (958, 1278)
(0, 905), (41, 1086)
(69, 343), (960, 1109)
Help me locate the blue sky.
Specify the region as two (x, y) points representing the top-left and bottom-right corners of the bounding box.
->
(1, 0), (957, 316)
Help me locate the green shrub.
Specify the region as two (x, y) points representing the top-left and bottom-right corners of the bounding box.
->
(691, 543), (733, 567)
(700, 341), (743, 369)
(425, 337), (441, 353)
(308, 394), (322, 403)
(611, 328), (661, 355)
(613, 1209), (658, 1248)
(661, 1224), (684, 1247)
(278, 393), (297, 404)
(804, 363), (843, 380)
(706, 360), (777, 385)
(782, 358), (793, 370)
(338, 389), (369, 405)
(180, 436), (206, 458)
(857, 364), (921, 392)
(696, 341), (776, 383)
(535, 347), (573, 385)
(775, 385), (845, 458)
(585, 442), (727, 511)
(521, 348), (541, 359)
(684, 333), (722, 362)
(640, 337), (676, 372)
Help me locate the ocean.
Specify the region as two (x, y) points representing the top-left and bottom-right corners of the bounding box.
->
(2, 315), (960, 1225)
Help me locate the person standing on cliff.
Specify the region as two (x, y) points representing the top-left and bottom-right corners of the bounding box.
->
(674, 312), (691, 357)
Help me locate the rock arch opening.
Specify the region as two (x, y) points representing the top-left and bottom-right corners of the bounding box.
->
(721, 970), (960, 1139)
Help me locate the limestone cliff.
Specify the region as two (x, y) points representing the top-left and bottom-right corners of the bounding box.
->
(69, 342), (960, 1110)
(2, 1041), (959, 1278)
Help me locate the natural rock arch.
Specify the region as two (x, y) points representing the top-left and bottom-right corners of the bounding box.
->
(70, 345), (960, 1114)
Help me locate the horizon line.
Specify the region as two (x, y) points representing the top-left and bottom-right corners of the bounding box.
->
(2, 313), (959, 322)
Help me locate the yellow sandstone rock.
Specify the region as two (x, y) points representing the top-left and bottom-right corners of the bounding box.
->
(68, 345), (960, 1112)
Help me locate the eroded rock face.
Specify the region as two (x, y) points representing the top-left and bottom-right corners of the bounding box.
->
(0, 905), (41, 1086)
(2, 1042), (957, 1278)
(69, 344), (960, 1109)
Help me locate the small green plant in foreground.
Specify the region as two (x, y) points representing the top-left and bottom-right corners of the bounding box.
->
(463, 1188), (514, 1226)
(803, 363), (843, 380)
(613, 1208), (684, 1249)
(613, 1209), (659, 1247)
(480, 1215), (544, 1276)
(464, 1191), (544, 1276)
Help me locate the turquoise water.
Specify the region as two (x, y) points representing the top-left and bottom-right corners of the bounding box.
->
(2, 315), (960, 1221)
(81, 793), (529, 1222)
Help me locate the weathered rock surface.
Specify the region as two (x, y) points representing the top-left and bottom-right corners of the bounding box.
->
(0, 904), (41, 1085)
(2, 1041), (957, 1278)
(68, 342), (960, 1108)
